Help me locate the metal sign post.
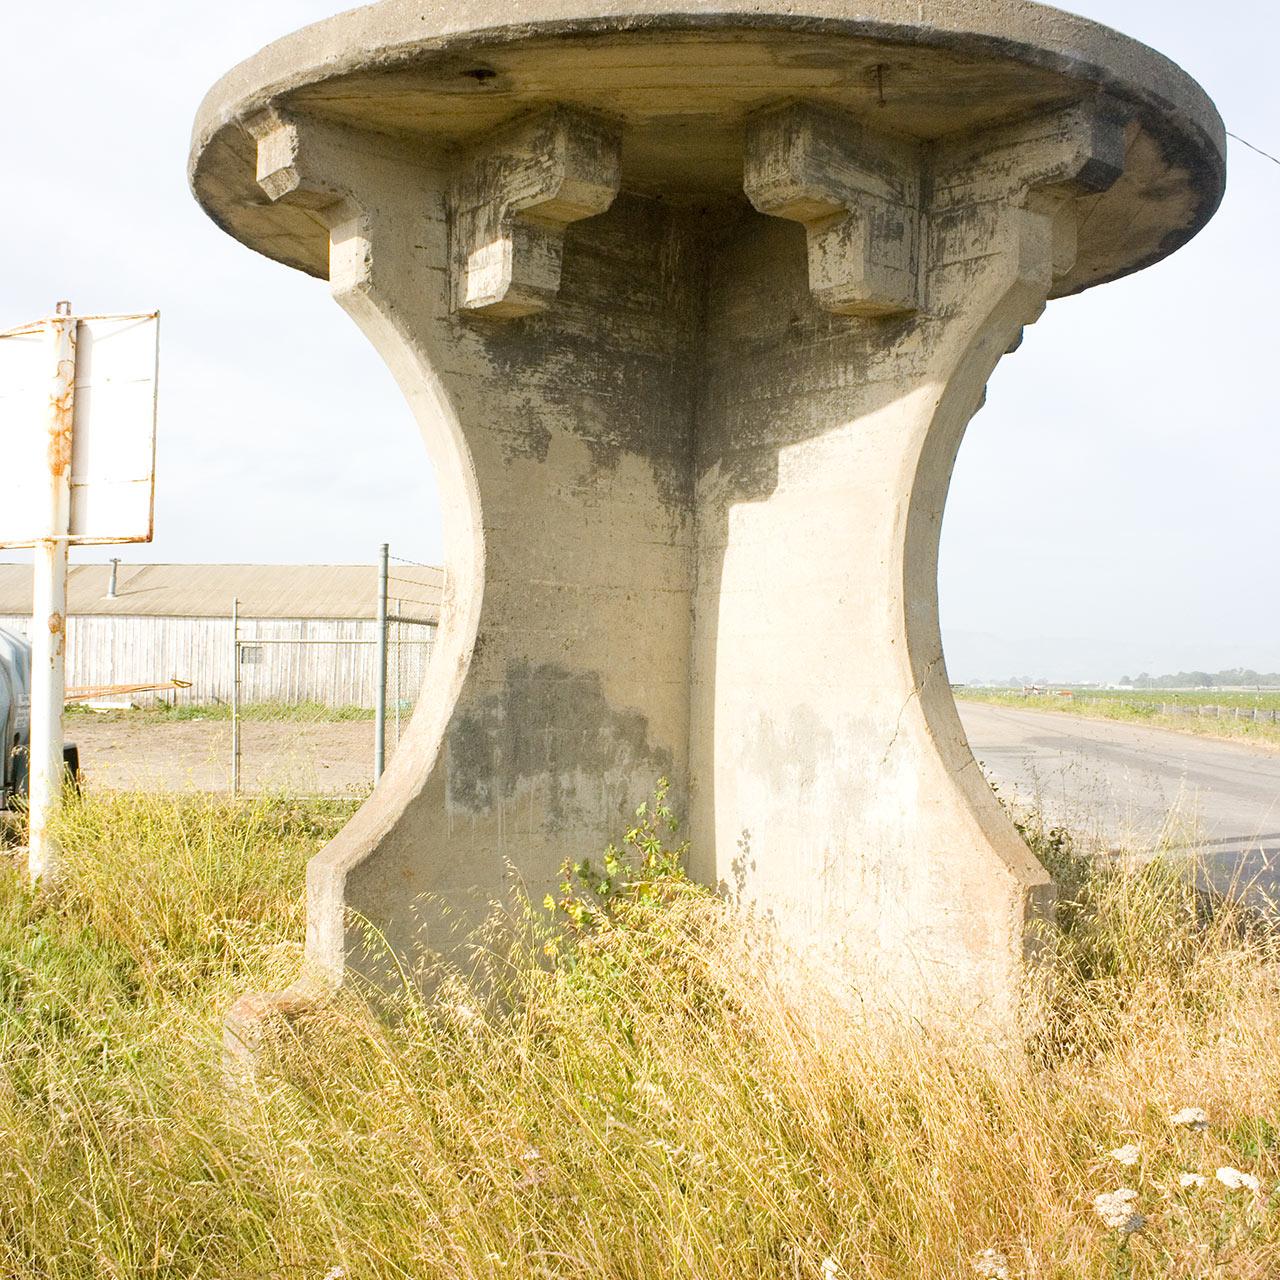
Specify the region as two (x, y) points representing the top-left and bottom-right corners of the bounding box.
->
(231, 597), (241, 795)
(27, 304), (76, 881)
(0, 303), (159, 885)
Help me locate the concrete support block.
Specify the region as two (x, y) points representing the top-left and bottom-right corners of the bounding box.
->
(245, 106), (375, 298)
(933, 100), (1130, 212)
(449, 107), (622, 318)
(744, 102), (921, 316)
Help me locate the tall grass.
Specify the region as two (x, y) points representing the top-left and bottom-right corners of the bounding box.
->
(1, 790), (1278, 1278)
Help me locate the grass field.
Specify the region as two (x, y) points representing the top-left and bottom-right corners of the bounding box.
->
(2, 792), (1279, 1277)
(957, 687), (1280, 749)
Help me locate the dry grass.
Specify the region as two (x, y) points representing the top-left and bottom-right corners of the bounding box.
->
(1, 790), (1278, 1278)
(958, 689), (1280, 751)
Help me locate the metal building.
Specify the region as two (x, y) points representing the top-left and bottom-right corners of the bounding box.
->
(0, 563), (441, 708)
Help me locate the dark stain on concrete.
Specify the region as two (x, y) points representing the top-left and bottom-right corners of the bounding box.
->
(469, 192), (705, 511)
(447, 659), (675, 828)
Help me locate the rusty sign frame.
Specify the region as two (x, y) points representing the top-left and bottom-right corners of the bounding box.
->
(2, 303), (160, 888)
(0, 310), (160, 549)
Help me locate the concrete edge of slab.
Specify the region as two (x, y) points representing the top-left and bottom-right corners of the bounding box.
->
(188, 0), (1226, 296)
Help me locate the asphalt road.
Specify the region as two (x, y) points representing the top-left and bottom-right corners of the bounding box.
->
(957, 700), (1280, 904)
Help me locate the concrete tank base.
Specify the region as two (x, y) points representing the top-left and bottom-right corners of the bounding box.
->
(190, 0), (1224, 1053)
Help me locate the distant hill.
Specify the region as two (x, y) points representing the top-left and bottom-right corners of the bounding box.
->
(1118, 669), (1280, 689)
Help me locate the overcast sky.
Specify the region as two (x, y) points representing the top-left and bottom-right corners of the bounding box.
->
(2, 2), (1274, 680)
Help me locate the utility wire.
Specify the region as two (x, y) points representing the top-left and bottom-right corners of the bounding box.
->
(385, 602), (440, 615)
(1228, 131), (1280, 167)
(386, 580), (440, 599)
(385, 598), (441, 614)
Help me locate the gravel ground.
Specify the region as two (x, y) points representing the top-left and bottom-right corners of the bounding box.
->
(67, 716), (376, 795)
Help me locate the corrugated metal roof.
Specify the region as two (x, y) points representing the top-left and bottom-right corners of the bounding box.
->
(0, 563), (442, 622)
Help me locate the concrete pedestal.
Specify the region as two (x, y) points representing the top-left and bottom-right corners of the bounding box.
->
(190, 0), (1224, 1045)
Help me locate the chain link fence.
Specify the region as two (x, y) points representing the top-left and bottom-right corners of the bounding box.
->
(229, 609), (435, 795)
(48, 555), (441, 796)
(385, 609), (436, 757)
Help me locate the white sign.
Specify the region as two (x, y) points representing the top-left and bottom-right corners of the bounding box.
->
(0, 312), (159, 547)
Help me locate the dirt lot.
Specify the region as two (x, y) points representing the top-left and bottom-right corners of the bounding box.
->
(68, 716), (375, 794)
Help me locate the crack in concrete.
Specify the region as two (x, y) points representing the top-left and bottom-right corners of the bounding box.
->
(880, 653), (944, 766)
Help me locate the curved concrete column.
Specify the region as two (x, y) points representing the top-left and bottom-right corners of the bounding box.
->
(688, 102), (1138, 1018)
(190, 1), (1225, 1052)
(239, 106), (695, 987)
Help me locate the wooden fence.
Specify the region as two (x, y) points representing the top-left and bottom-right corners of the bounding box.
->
(1152, 702), (1280, 724)
(0, 613), (435, 708)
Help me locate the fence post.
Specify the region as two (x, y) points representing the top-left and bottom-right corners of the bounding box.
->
(231, 597), (241, 795)
(393, 596), (402, 748)
(374, 543), (389, 783)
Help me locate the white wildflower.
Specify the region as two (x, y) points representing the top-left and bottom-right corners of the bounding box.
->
(1169, 1107), (1210, 1132)
(322, 1269), (347, 1280)
(1178, 1172), (1207, 1188)
(445, 1001), (484, 1036)
(1109, 1143), (1141, 1166)
(637, 1079), (675, 1116)
(513, 1146), (550, 1190)
(1093, 1188), (1145, 1234)
(1216, 1166), (1261, 1193)
(972, 1247), (1010, 1279)
(821, 1259), (840, 1280)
